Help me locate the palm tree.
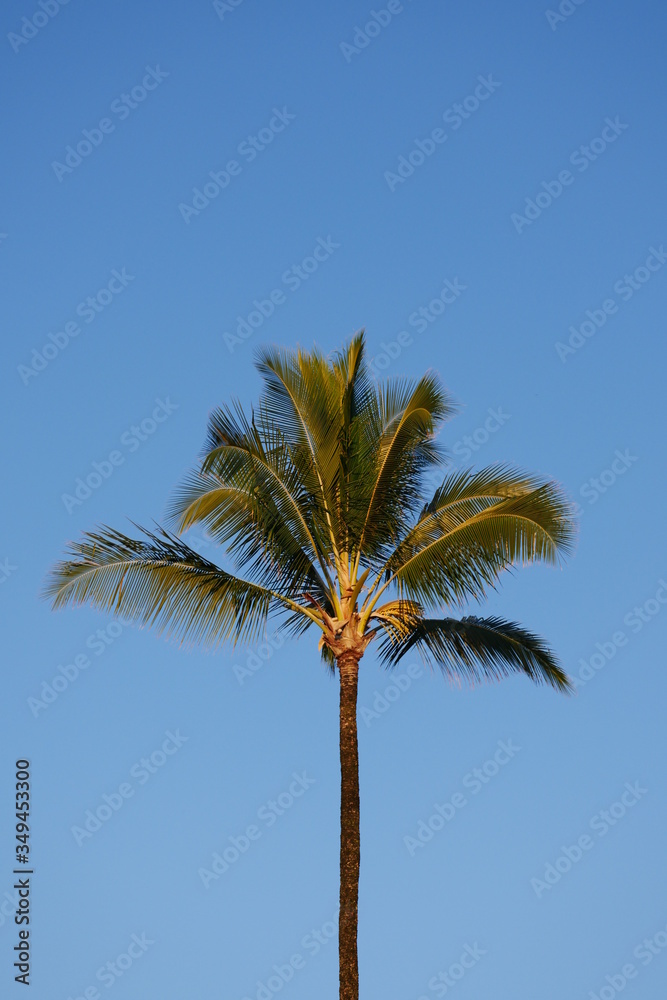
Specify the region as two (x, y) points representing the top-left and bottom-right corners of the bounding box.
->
(45, 332), (575, 1000)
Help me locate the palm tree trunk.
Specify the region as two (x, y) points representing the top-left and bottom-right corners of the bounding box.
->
(338, 650), (361, 1000)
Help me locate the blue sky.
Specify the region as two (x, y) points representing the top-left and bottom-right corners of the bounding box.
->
(2, 1), (667, 997)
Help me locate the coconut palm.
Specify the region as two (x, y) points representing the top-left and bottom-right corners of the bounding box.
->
(45, 332), (575, 1000)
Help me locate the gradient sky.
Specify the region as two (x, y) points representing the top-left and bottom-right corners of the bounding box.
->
(2, 2), (667, 998)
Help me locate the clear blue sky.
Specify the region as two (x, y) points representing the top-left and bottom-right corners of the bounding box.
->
(2, 1), (666, 997)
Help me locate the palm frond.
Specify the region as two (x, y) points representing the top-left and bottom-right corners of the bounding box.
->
(351, 372), (457, 563)
(378, 614), (572, 692)
(364, 465), (576, 611)
(168, 405), (334, 600)
(44, 524), (319, 649)
(318, 633), (337, 676)
(369, 598), (424, 638)
(254, 342), (343, 561)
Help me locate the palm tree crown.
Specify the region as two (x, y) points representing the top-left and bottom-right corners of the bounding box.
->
(46, 331), (575, 691)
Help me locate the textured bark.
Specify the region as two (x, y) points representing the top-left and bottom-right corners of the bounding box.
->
(338, 651), (361, 1000)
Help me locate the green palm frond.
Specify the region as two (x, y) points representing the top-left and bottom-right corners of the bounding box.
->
(361, 465), (576, 615)
(351, 373), (457, 563)
(333, 329), (375, 426)
(44, 524), (321, 649)
(255, 342), (342, 545)
(378, 614), (572, 692)
(168, 404), (334, 599)
(332, 331), (376, 555)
